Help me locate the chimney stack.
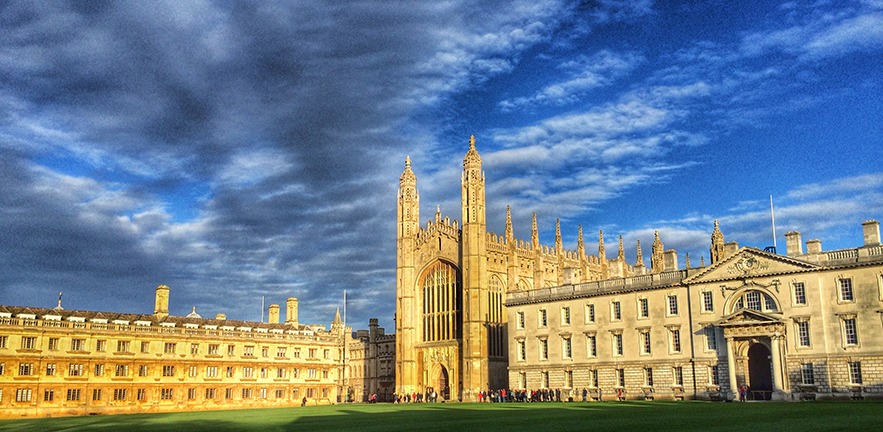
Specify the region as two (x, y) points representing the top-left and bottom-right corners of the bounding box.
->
(785, 231), (803, 257)
(154, 285), (170, 319)
(663, 250), (678, 271)
(268, 304), (280, 324)
(806, 239), (822, 255)
(286, 297), (299, 326)
(862, 220), (880, 246)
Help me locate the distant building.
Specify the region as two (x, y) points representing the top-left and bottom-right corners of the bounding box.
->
(507, 220), (883, 401)
(347, 318), (395, 402)
(0, 286), (349, 418)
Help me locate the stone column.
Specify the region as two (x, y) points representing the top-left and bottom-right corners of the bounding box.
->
(726, 337), (738, 401)
(771, 335), (784, 400)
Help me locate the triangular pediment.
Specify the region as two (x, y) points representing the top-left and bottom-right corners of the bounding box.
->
(716, 308), (783, 327)
(685, 247), (818, 284)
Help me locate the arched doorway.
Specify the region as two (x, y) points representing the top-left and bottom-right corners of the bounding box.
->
(747, 343), (772, 400)
(438, 365), (450, 401)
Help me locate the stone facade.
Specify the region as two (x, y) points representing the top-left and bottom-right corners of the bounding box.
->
(0, 285), (349, 418)
(397, 136), (882, 403)
(347, 318), (396, 402)
(397, 137), (684, 401)
(507, 220), (883, 401)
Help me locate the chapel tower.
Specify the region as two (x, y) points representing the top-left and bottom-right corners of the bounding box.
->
(395, 156), (419, 396)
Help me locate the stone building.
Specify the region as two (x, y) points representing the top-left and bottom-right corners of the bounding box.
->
(397, 136), (882, 402)
(507, 220), (883, 401)
(347, 318), (395, 402)
(0, 285), (348, 418)
(396, 136), (665, 400)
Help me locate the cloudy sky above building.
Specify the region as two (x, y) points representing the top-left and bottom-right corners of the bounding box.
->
(1, 1), (881, 330)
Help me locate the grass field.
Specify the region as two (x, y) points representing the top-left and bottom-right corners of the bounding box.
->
(1, 401), (880, 432)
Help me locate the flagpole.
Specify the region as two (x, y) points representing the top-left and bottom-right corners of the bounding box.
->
(770, 195), (777, 251)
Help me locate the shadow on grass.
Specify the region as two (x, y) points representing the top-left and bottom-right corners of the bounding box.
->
(1, 401), (881, 432)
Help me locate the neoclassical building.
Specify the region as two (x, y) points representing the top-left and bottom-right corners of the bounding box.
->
(0, 285), (350, 418)
(507, 220), (883, 401)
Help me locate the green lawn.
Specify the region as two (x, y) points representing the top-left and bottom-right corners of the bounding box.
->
(1, 401), (879, 432)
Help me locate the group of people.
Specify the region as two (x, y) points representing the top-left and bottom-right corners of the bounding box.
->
(392, 388), (440, 404)
(476, 388), (629, 402)
(477, 388), (573, 402)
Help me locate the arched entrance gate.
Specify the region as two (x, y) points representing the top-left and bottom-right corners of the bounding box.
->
(716, 309), (786, 401)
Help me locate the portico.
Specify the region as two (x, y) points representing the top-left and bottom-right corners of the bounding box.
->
(717, 309), (787, 400)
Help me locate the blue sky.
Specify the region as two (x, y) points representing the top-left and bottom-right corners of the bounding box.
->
(1, 1), (881, 331)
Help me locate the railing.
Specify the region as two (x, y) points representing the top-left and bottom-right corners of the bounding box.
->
(826, 249), (858, 260)
(507, 270), (688, 305)
(0, 318), (342, 343)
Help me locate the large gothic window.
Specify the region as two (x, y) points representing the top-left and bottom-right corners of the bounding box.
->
(488, 275), (506, 357)
(421, 261), (462, 342)
(732, 290), (779, 313)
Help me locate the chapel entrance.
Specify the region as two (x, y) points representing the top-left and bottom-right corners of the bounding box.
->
(438, 366), (450, 400)
(747, 343), (773, 400)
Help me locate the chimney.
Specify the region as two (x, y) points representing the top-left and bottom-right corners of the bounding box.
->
(784, 231), (803, 257)
(369, 318), (379, 342)
(806, 239), (822, 255)
(286, 297), (299, 326)
(663, 250), (678, 271)
(215, 313), (226, 321)
(154, 285), (170, 319)
(862, 220), (880, 246)
(268, 304), (280, 324)
(724, 241), (739, 257)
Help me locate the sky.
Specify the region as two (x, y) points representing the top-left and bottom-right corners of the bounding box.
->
(1, 0), (881, 331)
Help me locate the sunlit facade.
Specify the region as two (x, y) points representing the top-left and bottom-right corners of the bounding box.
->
(0, 287), (348, 418)
(507, 220), (883, 401)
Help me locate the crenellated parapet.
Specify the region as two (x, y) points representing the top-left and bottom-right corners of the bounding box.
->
(414, 214), (460, 249)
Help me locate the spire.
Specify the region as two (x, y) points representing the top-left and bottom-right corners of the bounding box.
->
(505, 205), (513, 243)
(531, 212), (539, 249)
(333, 307), (343, 325)
(710, 219), (725, 264)
(577, 225), (585, 258)
(636, 240), (644, 267)
(598, 230), (606, 262)
(700, 256), (706, 267)
(651, 230), (664, 273)
(617, 235), (624, 260)
(555, 219), (562, 253)
(400, 156), (416, 186)
(435, 204), (441, 222)
(463, 135), (482, 170)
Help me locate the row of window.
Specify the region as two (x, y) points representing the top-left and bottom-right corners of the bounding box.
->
(514, 361), (866, 390)
(515, 366), (696, 389)
(516, 327), (689, 362)
(514, 314), (862, 362)
(0, 386), (331, 403)
(0, 362), (328, 380)
(517, 295), (683, 330)
(513, 278), (866, 331)
(0, 336), (333, 360)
